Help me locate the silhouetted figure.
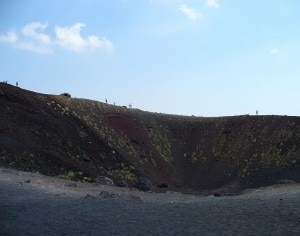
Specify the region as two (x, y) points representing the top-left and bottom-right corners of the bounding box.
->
(105, 99), (108, 104)
(256, 110), (258, 115)
(16, 81), (18, 87)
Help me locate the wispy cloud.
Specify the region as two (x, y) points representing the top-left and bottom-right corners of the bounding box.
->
(270, 48), (279, 54)
(0, 22), (114, 54)
(0, 29), (17, 43)
(179, 4), (202, 20)
(206, 0), (219, 8)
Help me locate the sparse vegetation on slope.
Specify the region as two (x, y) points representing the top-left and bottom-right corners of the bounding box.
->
(0, 82), (299, 193)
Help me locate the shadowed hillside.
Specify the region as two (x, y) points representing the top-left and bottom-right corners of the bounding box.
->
(1, 83), (299, 194)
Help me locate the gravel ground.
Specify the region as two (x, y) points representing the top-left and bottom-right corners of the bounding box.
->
(0, 168), (300, 236)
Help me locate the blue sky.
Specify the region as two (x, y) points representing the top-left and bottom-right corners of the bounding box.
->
(0, 0), (299, 116)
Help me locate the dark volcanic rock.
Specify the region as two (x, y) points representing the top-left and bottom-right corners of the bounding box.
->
(116, 180), (128, 188)
(134, 177), (153, 191)
(134, 182), (151, 191)
(94, 176), (114, 186)
(98, 191), (112, 198)
(157, 183), (168, 188)
(66, 183), (77, 187)
(277, 179), (296, 184)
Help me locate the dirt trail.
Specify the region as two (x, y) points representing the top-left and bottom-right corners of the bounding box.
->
(1, 167), (300, 235)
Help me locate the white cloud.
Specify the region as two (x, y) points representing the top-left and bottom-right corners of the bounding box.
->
(179, 4), (202, 20)
(0, 29), (17, 43)
(0, 22), (114, 54)
(270, 48), (279, 54)
(22, 22), (51, 44)
(206, 0), (219, 8)
(17, 22), (53, 53)
(55, 23), (114, 53)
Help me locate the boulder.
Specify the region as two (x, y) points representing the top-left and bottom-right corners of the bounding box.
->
(94, 176), (114, 186)
(99, 191), (112, 198)
(127, 195), (143, 202)
(134, 177), (152, 191)
(83, 155), (91, 162)
(79, 131), (88, 138)
(60, 93), (71, 98)
(277, 179), (296, 184)
(66, 183), (77, 187)
(157, 183), (168, 188)
(116, 180), (128, 188)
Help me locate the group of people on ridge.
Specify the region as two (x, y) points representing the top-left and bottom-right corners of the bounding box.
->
(2, 81), (18, 87)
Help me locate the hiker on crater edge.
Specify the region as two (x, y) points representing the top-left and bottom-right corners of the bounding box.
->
(16, 81), (18, 87)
